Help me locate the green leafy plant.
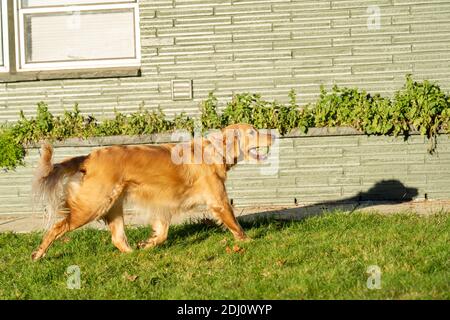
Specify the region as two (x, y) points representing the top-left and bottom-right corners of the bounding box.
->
(0, 128), (25, 170)
(201, 92), (222, 130)
(310, 76), (450, 153)
(1, 75), (449, 170)
(394, 75), (449, 151)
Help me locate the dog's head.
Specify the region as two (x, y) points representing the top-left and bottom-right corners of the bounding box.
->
(207, 124), (275, 166)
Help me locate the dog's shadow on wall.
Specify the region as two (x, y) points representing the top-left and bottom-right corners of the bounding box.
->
(239, 179), (419, 222)
(168, 179), (419, 242)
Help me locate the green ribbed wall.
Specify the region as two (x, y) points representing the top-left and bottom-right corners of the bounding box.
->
(1, 0), (450, 121)
(1, 133), (449, 216)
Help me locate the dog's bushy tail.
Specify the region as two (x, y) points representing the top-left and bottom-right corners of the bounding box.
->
(33, 143), (87, 220)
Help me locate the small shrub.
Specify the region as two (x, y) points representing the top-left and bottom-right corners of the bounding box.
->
(0, 128), (25, 170)
(201, 92), (222, 130)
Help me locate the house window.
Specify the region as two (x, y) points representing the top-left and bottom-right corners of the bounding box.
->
(0, 0), (140, 76)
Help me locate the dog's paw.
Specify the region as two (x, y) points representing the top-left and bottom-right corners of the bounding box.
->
(137, 241), (147, 249)
(137, 239), (156, 249)
(121, 246), (134, 253)
(236, 235), (253, 242)
(31, 250), (44, 261)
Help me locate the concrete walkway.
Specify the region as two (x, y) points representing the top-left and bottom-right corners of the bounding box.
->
(0, 200), (449, 233)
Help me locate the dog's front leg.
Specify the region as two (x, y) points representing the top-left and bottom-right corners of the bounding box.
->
(205, 180), (249, 241)
(209, 200), (249, 241)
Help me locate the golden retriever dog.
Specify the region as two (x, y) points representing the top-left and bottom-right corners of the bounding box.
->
(31, 124), (274, 260)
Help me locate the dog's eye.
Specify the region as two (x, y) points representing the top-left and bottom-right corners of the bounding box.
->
(248, 129), (256, 136)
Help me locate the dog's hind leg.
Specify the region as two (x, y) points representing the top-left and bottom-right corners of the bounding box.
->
(104, 200), (132, 253)
(138, 218), (170, 249)
(31, 210), (96, 261)
(32, 179), (126, 261)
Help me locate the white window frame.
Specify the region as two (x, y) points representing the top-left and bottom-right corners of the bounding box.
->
(14, 0), (141, 72)
(0, 0), (10, 72)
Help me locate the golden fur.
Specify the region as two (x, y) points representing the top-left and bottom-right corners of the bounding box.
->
(31, 124), (273, 260)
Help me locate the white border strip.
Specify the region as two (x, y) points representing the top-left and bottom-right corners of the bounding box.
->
(0, 0), (9, 72)
(21, 0), (136, 9)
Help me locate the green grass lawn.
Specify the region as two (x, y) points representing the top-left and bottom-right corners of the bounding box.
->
(0, 211), (449, 300)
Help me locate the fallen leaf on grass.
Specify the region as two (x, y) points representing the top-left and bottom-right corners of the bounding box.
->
(123, 272), (138, 282)
(225, 245), (245, 254)
(276, 259), (287, 267)
(233, 245), (245, 253)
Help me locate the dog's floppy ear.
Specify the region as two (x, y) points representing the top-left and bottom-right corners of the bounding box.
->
(222, 128), (241, 164)
(204, 130), (226, 164)
(206, 128), (241, 164)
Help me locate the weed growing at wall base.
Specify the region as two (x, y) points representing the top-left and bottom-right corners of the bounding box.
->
(0, 75), (449, 169)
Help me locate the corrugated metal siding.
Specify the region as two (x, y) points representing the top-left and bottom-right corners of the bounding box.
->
(1, 0), (450, 121)
(1, 134), (450, 216)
